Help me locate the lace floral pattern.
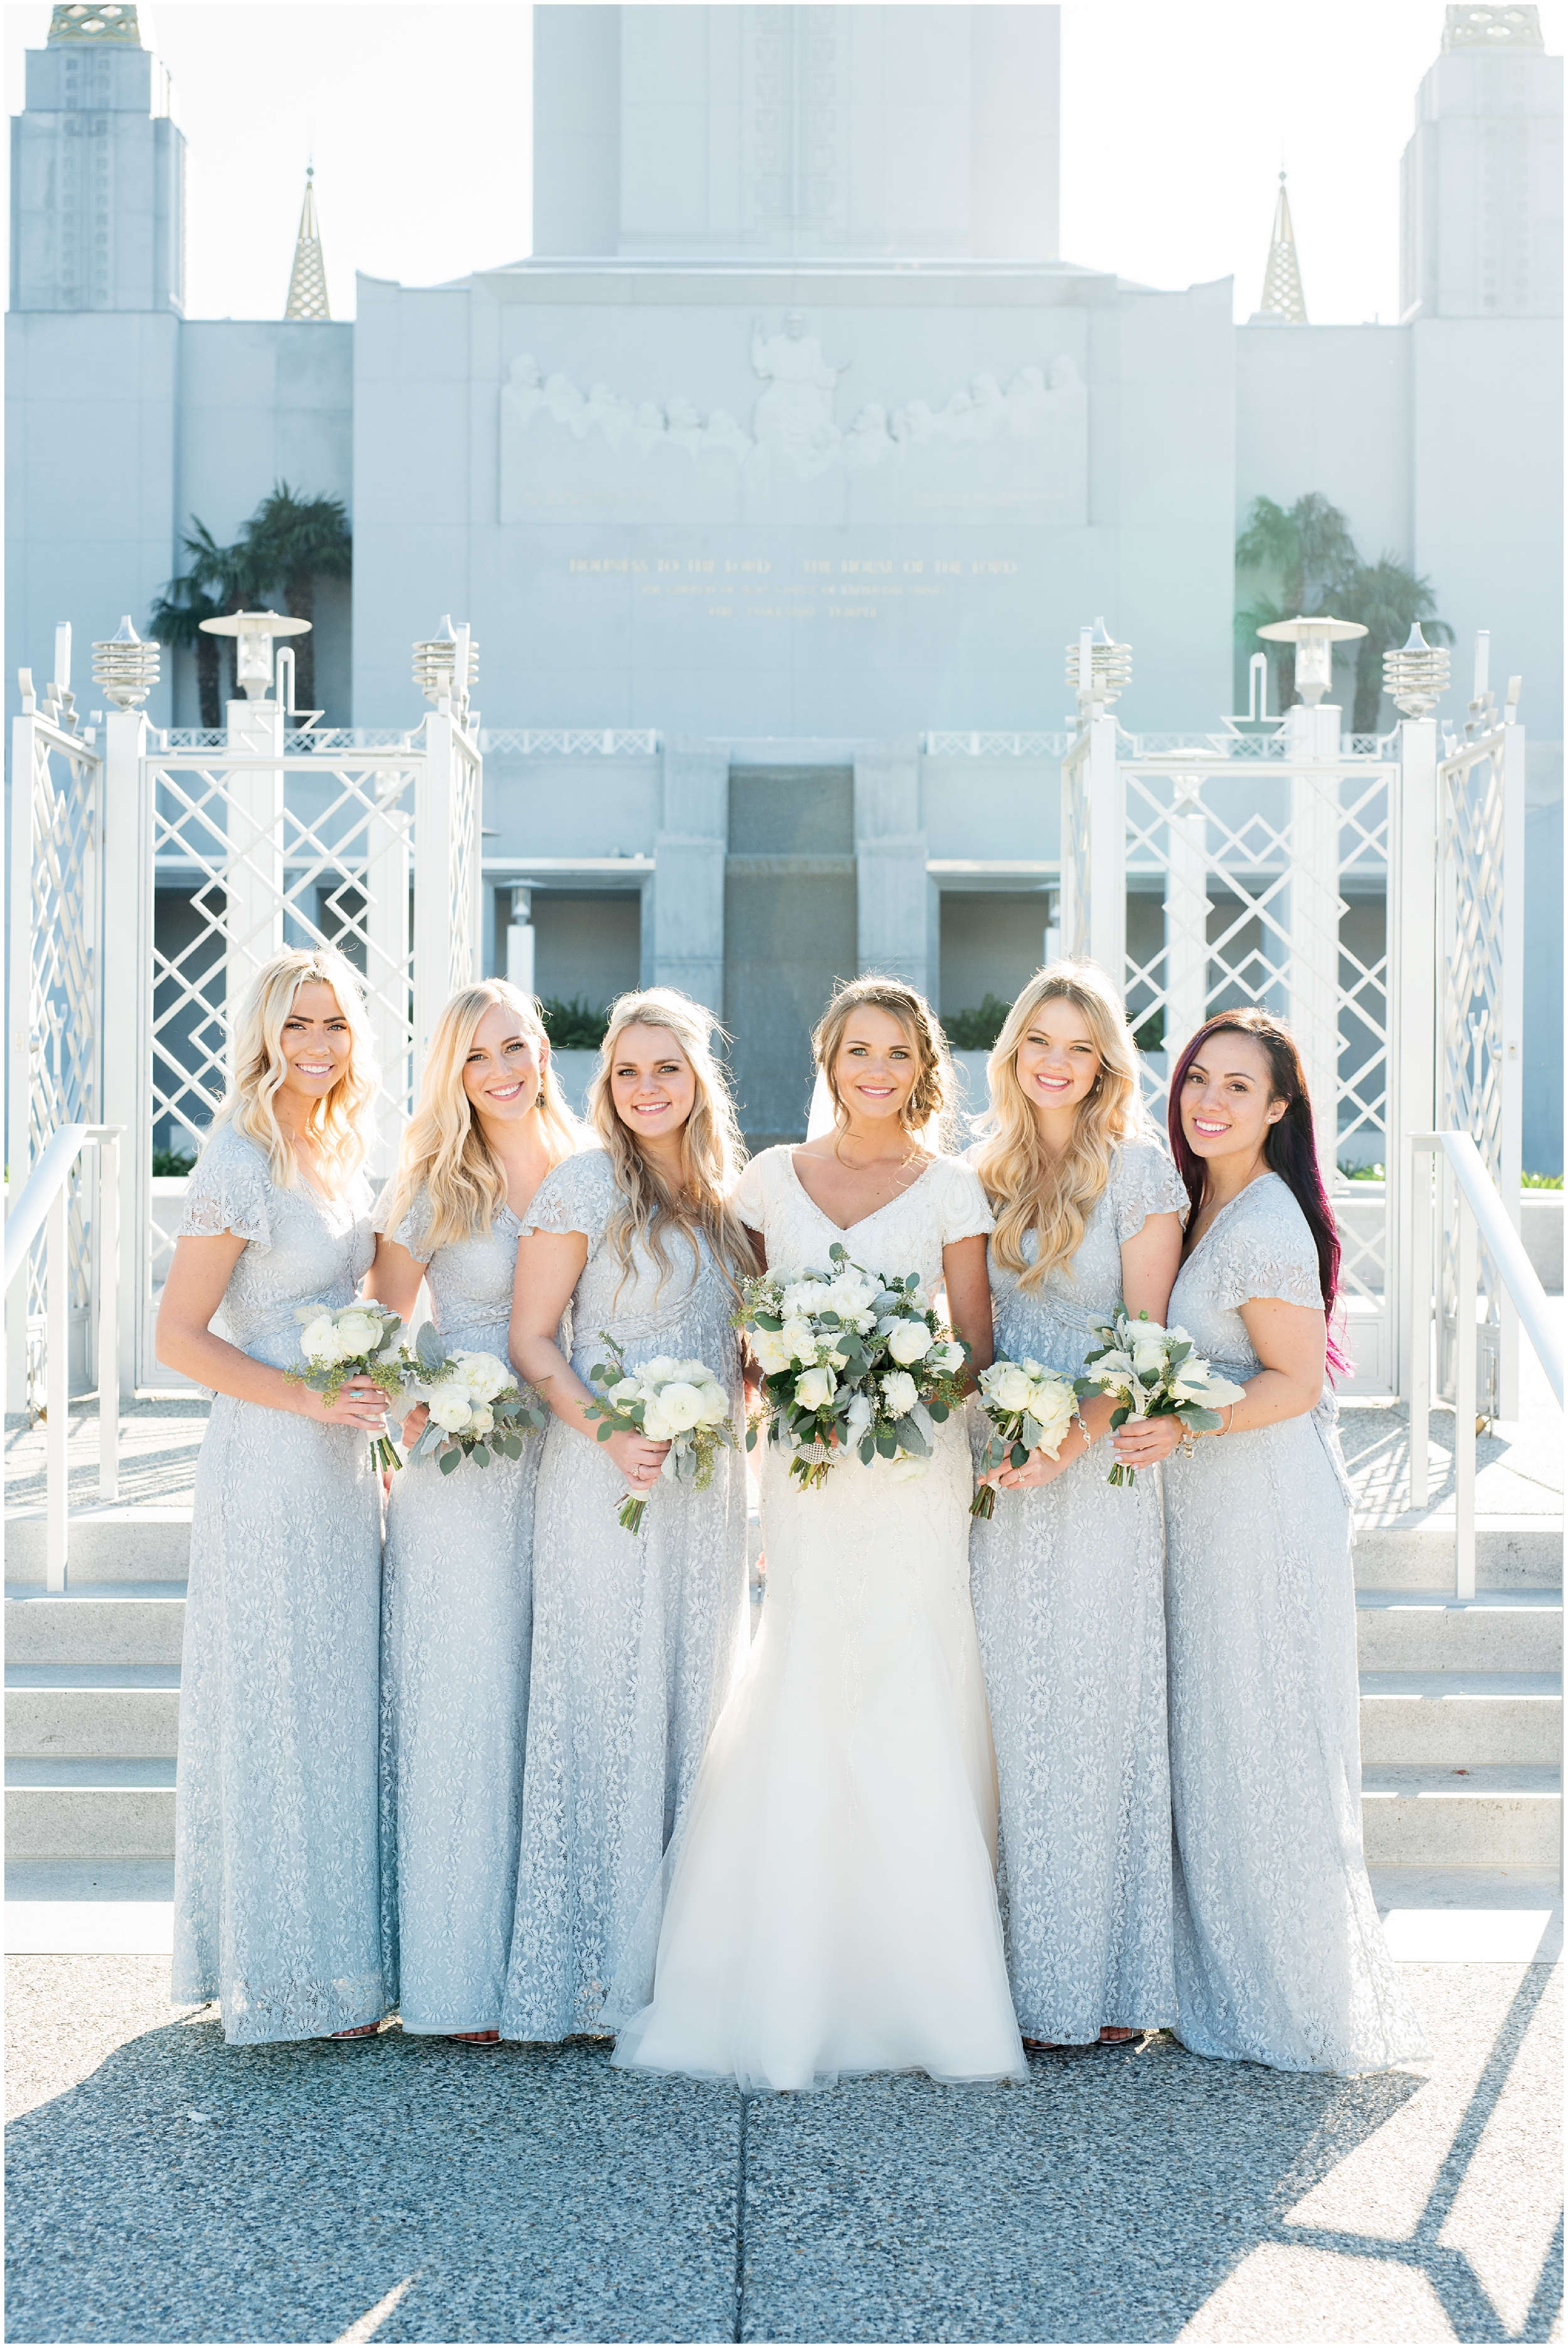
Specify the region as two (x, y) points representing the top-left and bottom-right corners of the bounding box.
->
(1163, 1174), (1427, 2072)
(171, 1127), (386, 2044)
(612, 1149), (1025, 2092)
(967, 1140), (1187, 2041)
(500, 1150), (750, 2043)
(374, 1183), (538, 2034)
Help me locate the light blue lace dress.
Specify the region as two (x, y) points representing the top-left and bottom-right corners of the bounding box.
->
(1163, 1172), (1427, 2073)
(171, 1125), (385, 2044)
(499, 1149), (750, 2042)
(374, 1184), (541, 2036)
(968, 1140), (1189, 2043)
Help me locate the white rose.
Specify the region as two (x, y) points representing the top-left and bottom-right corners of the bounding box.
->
(642, 1400), (674, 1441)
(881, 1369), (918, 1418)
(931, 1341), (967, 1376)
(430, 1390), (473, 1433)
(638, 1356), (679, 1386)
(844, 1392), (874, 1435)
(651, 1381), (705, 1433)
(607, 1376), (644, 1405)
(794, 1364), (836, 1411)
(750, 1327), (792, 1376)
(886, 1319), (933, 1367)
(300, 1314), (339, 1364)
(670, 1361), (711, 1385)
(693, 1383), (730, 1426)
(887, 1454), (929, 1484)
(469, 1405), (494, 1435)
(780, 1282), (825, 1318)
(1026, 1384), (1075, 1455)
(985, 1363), (1035, 1414)
(332, 1310), (382, 1359)
(779, 1316), (818, 1363)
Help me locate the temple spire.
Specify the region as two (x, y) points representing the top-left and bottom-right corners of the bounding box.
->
(284, 166), (330, 321)
(1252, 172), (1308, 324)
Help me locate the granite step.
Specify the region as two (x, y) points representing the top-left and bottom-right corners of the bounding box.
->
(1353, 1519), (1563, 1591)
(1359, 1670), (1561, 1765)
(1360, 1762), (1562, 1865)
(1355, 1590), (1563, 1673)
(4, 1507), (192, 1586)
(4, 1758), (177, 1861)
(5, 1667), (181, 1760)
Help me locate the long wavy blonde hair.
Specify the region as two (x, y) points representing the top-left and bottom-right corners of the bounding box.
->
(214, 946), (379, 1189)
(973, 960), (1149, 1289)
(587, 987), (756, 1295)
(812, 974), (954, 1154)
(381, 980), (581, 1253)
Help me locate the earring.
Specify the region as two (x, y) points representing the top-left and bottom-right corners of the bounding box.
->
(536, 1087), (546, 1108)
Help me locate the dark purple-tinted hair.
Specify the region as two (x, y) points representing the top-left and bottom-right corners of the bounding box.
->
(1167, 1009), (1349, 1379)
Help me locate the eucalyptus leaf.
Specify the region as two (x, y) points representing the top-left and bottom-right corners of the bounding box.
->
(875, 1433), (897, 1458)
(471, 1444), (490, 1468)
(415, 1324), (448, 1372)
(438, 1446), (462, 1475)
(1020, 1414), (1043, 1452)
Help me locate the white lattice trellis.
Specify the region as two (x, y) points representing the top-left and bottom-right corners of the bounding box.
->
(97, 700), (483, 1386)
(6, 699), (104, 1410)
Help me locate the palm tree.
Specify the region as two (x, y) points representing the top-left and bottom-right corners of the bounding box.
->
(147, 571), (228, 728)
(241, 483), (352, 715)
(1333, 554), (1454, 733)
(1234, 492), (1360, 709)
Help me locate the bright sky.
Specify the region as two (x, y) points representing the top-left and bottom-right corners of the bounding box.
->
(3, 0), (1563, 324)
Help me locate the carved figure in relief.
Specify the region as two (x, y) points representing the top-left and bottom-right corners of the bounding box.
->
(749, 311), (846, 478)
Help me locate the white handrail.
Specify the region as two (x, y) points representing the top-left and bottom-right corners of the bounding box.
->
(3, 1123), (124, 1591)
(1409, 1131), (1562, 1599)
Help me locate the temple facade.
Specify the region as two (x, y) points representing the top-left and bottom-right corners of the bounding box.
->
(6, 1), (1562, 1154)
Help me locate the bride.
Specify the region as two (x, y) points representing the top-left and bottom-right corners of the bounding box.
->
(611, 976), (1026, 2091)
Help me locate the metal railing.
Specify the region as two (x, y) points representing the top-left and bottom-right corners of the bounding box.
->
(1408, 1131), (1562, 1598)
(3, 1125), (124, 1592)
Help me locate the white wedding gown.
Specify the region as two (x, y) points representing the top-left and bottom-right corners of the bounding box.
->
(610, 1147), (1026, 2093)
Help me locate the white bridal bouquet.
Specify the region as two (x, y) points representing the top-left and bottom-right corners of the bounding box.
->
(969, 1355), (1081, 1518)
(401, 1324), (549, 1477)
(1074, 1307), (1246, 1487)
(286, 1298), (409, 1472)
(736, 1240), (969, 1492)
(583, 1334), (737, 1533)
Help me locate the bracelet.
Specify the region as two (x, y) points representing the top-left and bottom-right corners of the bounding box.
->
(1072, 1409), (1093, 1452)
(1220, 1401), (1237, 1437)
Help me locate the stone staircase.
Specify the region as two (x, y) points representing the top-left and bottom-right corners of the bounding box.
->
(6, 1403), (1563, 1877)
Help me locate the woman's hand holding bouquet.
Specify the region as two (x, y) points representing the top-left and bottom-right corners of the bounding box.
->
(583, 1335), (736, 1533)
(969, 1356), (1081, 1517)
(737, 1241), (968, 1491)
(1074, 1308), (1246, 1487)
(401, 1322), (549, 1477)
(286, 1300), (408, 1470)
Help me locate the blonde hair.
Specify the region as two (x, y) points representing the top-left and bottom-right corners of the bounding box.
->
(812, 974), (953, 1153)
(587, 987), (756, 1294)
(382, 979), (581, 1253)
(213, 947), (379, 1190)
(973, 960), (1150, 1290)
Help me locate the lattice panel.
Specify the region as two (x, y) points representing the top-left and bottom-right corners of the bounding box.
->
(1116, 757), (1395, 1344)
(1437, 730), (1510, 1403)
(147, 752), (421, 1170)
(14, 721), (102, 1406)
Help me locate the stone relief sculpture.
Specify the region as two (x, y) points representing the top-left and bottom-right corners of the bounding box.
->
(748, 311), (846, 477)
(501, 334), (1084, 486)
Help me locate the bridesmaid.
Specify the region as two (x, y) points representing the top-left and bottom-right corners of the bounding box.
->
(1124, 1008), (1426, 2072)
(500, 987), (755, 2043)
(365, 980), (580, 2046)
(968, 962), (1187, 2051)
(157, 948), (390, 2044)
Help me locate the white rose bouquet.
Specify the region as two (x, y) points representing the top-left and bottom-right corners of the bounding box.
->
(287, 1298), (409, 1472)
(401, 1322), (549, 1477)
(1074, 1307), (1247, 1487)
(969, 1354), (1081, 1518)
(736, 1239), (969, 1492)
(583, 1332), (736, 1533)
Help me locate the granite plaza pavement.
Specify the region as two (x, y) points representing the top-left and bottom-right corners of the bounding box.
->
(6, 1374), (1562, 2343)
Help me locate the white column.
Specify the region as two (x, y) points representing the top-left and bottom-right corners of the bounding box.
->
(1496, 717), (1527, 1416)
(223, 697), (285, 1024)
(1288, 707), (1343, 1184)
(100, 709), (152, 1393)
(1389, 717), (1439, 1401)
(364, 763), (413, 1179)
(412, 707), (456, 1095)
(1084, 710), (1125, 999)
(506, 886), (536, 997)
(1163, 790), (1209, 1066)
(6, 709), (39, 1412)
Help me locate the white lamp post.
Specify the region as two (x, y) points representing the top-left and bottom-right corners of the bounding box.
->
(1065, 615), (1132, 718)
(1254, 612), (1366, 710)
(198, 608), (310, 701)
(413, 615), (479, 715)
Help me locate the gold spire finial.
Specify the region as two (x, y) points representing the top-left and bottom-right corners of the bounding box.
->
(1254, 171), (1308, 324)
(285, 166), (331, 322)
